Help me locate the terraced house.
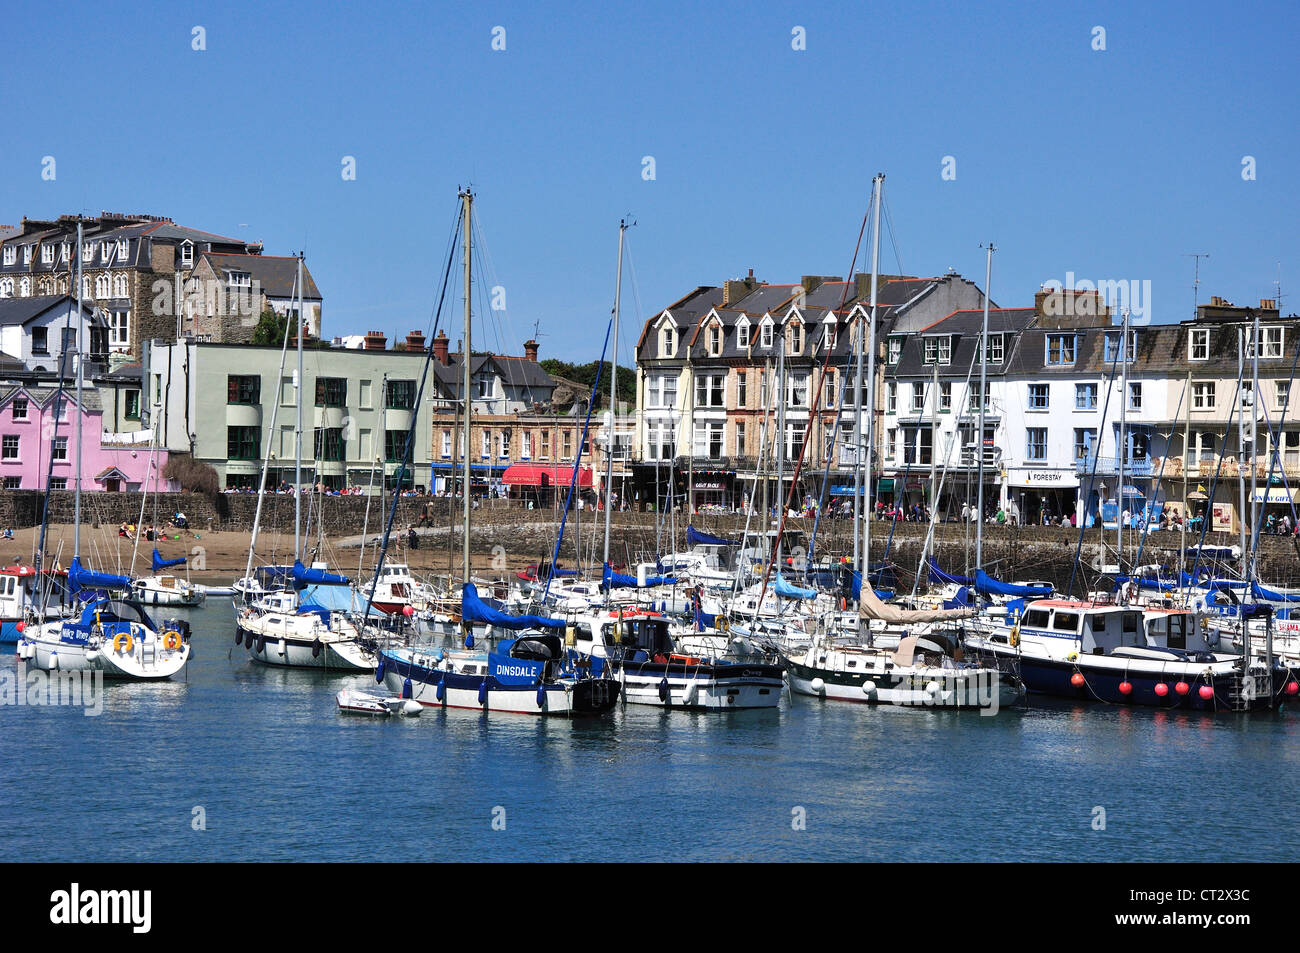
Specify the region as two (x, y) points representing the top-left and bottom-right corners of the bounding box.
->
(0, 212), (321, 361)
(632, 270), (989, 511)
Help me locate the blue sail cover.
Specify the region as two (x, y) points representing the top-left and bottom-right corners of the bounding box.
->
(68, 557), (131, 595)
(292, 561), (349, 587)
(973, 570), (1052, 598)
(1251, 581), (1300, 603)
(1114, 575), (1175, 592)
(602, 563), (677, 590)
(774, 572), (817, 600)
(151, 548), (186, 572)
(846, 570), (893, 603)
(462, 583), (564, 630)
(686, 526), (737, 546)
(927, 556), (974, 587)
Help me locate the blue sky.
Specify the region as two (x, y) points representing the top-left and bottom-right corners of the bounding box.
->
(3, 0), (1297, 364)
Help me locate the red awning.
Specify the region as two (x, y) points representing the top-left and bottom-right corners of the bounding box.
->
(501, 464), (593, 488)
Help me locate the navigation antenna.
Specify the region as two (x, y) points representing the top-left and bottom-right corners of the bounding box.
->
(1186, 252), (1209, 319)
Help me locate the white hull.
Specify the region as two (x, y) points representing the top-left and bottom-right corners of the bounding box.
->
(21, 627), (189, 680)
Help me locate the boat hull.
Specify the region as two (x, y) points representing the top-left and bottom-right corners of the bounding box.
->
(972, 643), (1291, 711)
(609, 659), (786, 710)
(379, 650), (619, 716)
(786, 658), (1021, 710)
(236, 621), (376, 671)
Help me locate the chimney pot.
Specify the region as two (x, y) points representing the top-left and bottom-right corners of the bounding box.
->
(524, 338), (539, 361)
(432, 330), (450, 365)
(364, 330), (387, 351)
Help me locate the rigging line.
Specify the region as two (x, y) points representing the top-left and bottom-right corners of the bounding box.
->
(1248, 338), (1300, 566)
(793, 203), (871, 567)
(1066, 331), (1126, 599)
(539, 320), (612, 606)
(363, 197), (463, 619)
(909, 336), (983, 598)
(1256, 401), (1300, 565)
(881, 191), (904, 277)
(1129, 379), (1188, 574)
(1186, 375), (1246, 591)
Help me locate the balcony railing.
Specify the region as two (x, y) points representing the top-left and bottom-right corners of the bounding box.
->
(1075, 456), (1153, 476)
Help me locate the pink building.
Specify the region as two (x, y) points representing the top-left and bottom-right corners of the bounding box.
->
(0, 384), (171, 492)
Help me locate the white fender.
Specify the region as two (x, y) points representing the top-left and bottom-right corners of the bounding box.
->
(681, 680), (698, 705)
(810, 677), (826, 694)
(861, 679), (878, 698)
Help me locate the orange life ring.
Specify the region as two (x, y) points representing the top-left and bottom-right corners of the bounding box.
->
(163, 630), (183, 650)
(112, 632), (134, 653)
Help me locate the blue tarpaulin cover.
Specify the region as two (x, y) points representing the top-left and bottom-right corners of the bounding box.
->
(774, 572), (817, 600)
(1251, 581), (1300, 603)
(462, 583), (564, 630)
(151, 548), (186, 572)
(847, 570), (894, 603)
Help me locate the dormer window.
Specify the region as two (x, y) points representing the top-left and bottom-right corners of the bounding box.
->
(180, 241), (194, 267)
(116, 239), (129, 260)
(101, 241), (112, 262)
(887, 335), (903, 364)
(226, 270), (252, 287)
(659, 323), (676, 357)
(1188, 328), (1210, 361)
(2, 246), (14, 265)
(22, 245), (33, 264)
(736, 319), (750, 349)
(820, 321), (836, 350)
(923, 336), (952, 365)
(1246, 326), (1284, 360)
(81, 243), (94, 263)
(41, 244), (54, 265)
(760, 321), (774, 349)
(60, 242), (70, 262)
(707, 323), (722, 356)
(786, 320), (804, 354)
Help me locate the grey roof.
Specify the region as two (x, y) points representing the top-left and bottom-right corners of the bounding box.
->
(199, 252), (322, 299)
(887, 307), (1038, 379)
(0, 294), (100, 327)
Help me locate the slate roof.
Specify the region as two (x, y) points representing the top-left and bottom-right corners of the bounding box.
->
(0, 295), (101, 326)
(198, 253), (322, 299)
(887, 307), (1038, 379)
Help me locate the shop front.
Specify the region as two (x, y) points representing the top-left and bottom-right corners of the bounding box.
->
(1007, 467), (1079, 526)
(500, 463), (593, 508)
(689, 469), (736, 514)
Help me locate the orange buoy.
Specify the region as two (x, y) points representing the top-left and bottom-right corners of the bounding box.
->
(1070, 672), (1085, 688)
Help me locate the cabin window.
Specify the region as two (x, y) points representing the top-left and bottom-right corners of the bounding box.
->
(1122, 613), (1138, 633)
(1052, 612), (1079, 632)
(1022, 609), (1050, 628)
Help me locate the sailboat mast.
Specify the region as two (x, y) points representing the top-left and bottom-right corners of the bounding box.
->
(74, 220), (83, 558)
(294, 252), (304, 562)
(976, 241), (994, 572)
(461, 188), (473, 583)
(860, 173), (883, 581)
(1118, 307), (1129, 570)
(603, 220), (626, 569)
(1238, 326), (1247, 566)
(1249, 306), (1260, 581)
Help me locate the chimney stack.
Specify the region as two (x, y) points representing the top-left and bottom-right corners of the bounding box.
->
(364, 330), (387, 351)
(405, 329), (426, 351)
(723, 269), (759, 305)
(432, 330), (450, 365)
(524, 338), (539, 362)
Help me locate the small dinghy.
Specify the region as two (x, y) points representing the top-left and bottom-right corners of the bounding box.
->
(336, 688), (422, 717)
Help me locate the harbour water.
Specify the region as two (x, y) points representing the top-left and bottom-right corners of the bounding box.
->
(2, 602), (1296, 863)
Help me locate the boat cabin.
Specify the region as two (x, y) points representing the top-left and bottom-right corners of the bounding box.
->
(1015, 600), (1145, 654)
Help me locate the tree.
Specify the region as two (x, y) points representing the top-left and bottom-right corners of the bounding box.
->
(251, 308), (289, 346)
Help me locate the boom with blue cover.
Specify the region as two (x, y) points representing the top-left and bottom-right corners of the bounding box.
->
(1251, 581), (1300, 603)
(686, 526), (737, 546)
(847, 570), (894, 603)
(927, 556), (974, 587)
(462, 583), (565, 630)
(973, 570), (1052, 598)
(68, 557), (131, 595)
(292, 561), (349, 587)
(151, 548), (186, 572)
(602, 563), (677, 590)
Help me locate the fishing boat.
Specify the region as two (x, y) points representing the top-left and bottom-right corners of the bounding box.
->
(568, 605), (786, 710)
(963, 597), (1296, 710)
